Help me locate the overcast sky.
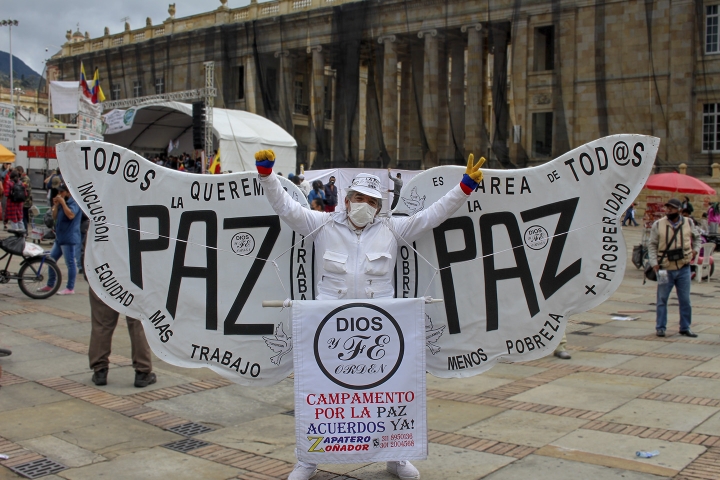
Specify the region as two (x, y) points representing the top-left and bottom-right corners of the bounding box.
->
(0, 0), (251, 75)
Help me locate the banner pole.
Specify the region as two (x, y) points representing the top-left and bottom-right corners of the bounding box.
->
(262, 298), (443, 307)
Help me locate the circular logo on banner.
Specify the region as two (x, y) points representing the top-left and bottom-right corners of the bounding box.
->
(231, 232), (255, 256)
(314, 303), (404, 390)
(524, 225), (549, 250)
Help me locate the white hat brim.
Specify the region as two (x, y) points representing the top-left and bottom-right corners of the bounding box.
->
(348, 185), (383, 199)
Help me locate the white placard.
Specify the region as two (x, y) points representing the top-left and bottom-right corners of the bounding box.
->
(56, 140), (312, 386)
(392, 134), (658, 377)
(103, 107), (137, 135)
(0, 103), (15, 151)
(293, 298), (427, 464)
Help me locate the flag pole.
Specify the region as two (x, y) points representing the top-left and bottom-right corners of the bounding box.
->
(201, 150), (206, 174)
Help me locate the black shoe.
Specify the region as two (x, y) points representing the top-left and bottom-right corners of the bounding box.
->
(656, 329), (666, 337)
(134, 371), (157, 388)
(679, 330), (698, 338)
(92, 368), (108, 386)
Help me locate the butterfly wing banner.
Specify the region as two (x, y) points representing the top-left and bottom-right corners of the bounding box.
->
(392, 134), (658, 377)
(56, 141), (312, 386)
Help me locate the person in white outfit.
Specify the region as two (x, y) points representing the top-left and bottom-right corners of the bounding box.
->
(255, 149), (485, 480)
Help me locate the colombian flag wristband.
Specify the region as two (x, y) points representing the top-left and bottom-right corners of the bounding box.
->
(460, 173), (478, 195)
(256, 160), (275, 175)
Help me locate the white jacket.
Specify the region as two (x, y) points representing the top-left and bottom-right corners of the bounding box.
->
(260, 173), (468, 300)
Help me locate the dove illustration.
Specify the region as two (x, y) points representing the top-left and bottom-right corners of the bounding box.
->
(425, 314), (445, 355)
(263, 323), (293, 365)
(402, 187), (426, 214)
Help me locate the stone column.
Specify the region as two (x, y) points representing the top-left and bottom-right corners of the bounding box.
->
(275, 50), (295, 134)
(307, 45), (325, 168)
(244, 55), (260, 115)
(462, 24), (483, 159)
(666, 0), (694, 169)
(449, 38), (465, 161)
(419, 29), (438, 168)
(399, 56), (415, 162)
(437, 38), (449, 162)
(379, 35), (398, 165)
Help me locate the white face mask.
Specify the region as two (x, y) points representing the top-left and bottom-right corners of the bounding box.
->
(347, 201), (377, 227)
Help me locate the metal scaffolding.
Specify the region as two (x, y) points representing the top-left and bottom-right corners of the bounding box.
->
(101, 62), (217, 162)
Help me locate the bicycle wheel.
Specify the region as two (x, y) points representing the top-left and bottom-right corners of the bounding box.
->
(0, 347), (11, 357)
(18, 257), (62, 299)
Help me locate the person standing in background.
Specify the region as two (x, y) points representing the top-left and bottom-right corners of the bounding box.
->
(708, 201), (720, 235)
(16, 166), (32, 231)
(388, 168), (403, 210)
(324, 176), (338, 212)
(5, 171), (25, 231)
(38, 184), (81, 295)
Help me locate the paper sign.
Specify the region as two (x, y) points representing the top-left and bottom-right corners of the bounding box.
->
(292, 298), (427, 463)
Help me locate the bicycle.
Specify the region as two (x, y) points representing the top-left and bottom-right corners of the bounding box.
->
(0, 229), (62, 299)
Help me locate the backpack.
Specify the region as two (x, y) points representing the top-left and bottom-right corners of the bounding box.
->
(10, 182), (27, 203)
(44, 209), (55, 229)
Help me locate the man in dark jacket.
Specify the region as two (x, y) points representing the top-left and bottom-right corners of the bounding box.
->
(323, 176), (338, 212)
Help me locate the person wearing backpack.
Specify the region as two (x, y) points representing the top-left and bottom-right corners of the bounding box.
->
(5, 171), (25, 230)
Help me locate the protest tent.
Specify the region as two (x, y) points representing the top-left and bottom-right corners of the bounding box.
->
(104, 102), (297, 174)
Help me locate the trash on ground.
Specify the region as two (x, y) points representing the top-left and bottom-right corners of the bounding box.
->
(0, 454), (9, 460)
(612, 315), (640, 321)
(636, 450), (660, 458)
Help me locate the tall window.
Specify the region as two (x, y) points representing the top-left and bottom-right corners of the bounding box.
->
(155, 77), (165, 95)
(111, 84), (121, 100)
(532, 112), (553, 158)
(133, 80), (143, 98)
(534, 26), (555, 71)
(237, 66), (245, 99)
(703, 103), (720, 152)
(708, 6), (719, 54)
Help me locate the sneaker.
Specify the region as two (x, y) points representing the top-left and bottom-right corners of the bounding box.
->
(387, 461), (420, 479)
(288, 463), (317, 480)
(554, 350), (571, 360)
(656, 329), (666, 337)
(134, 371), (157, 388)
(57, 289), (75, 295)
(92, 368), (108, 386)
(36, 285), (53, 292)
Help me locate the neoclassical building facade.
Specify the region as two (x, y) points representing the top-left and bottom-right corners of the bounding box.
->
(47, 0), (718, 174)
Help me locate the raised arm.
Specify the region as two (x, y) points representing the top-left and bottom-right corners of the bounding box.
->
(255, 150), (326, 237)
(390, 154), (485, 242)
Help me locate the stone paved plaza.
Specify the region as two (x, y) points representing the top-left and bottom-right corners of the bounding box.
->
(0, 226), (719, 480)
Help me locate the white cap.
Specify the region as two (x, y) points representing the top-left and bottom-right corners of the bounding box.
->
(348, 173), (383, 199)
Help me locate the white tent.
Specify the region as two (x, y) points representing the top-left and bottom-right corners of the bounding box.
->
(104, 102), (297, 174)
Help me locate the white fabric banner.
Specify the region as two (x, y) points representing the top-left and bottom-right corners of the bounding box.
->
(56, 140), (311, 386)
(292, 298), (427, 464)
(55, 135), (657, 387)
(392, 134), (658, 377)
(50, 81), (81, 115)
